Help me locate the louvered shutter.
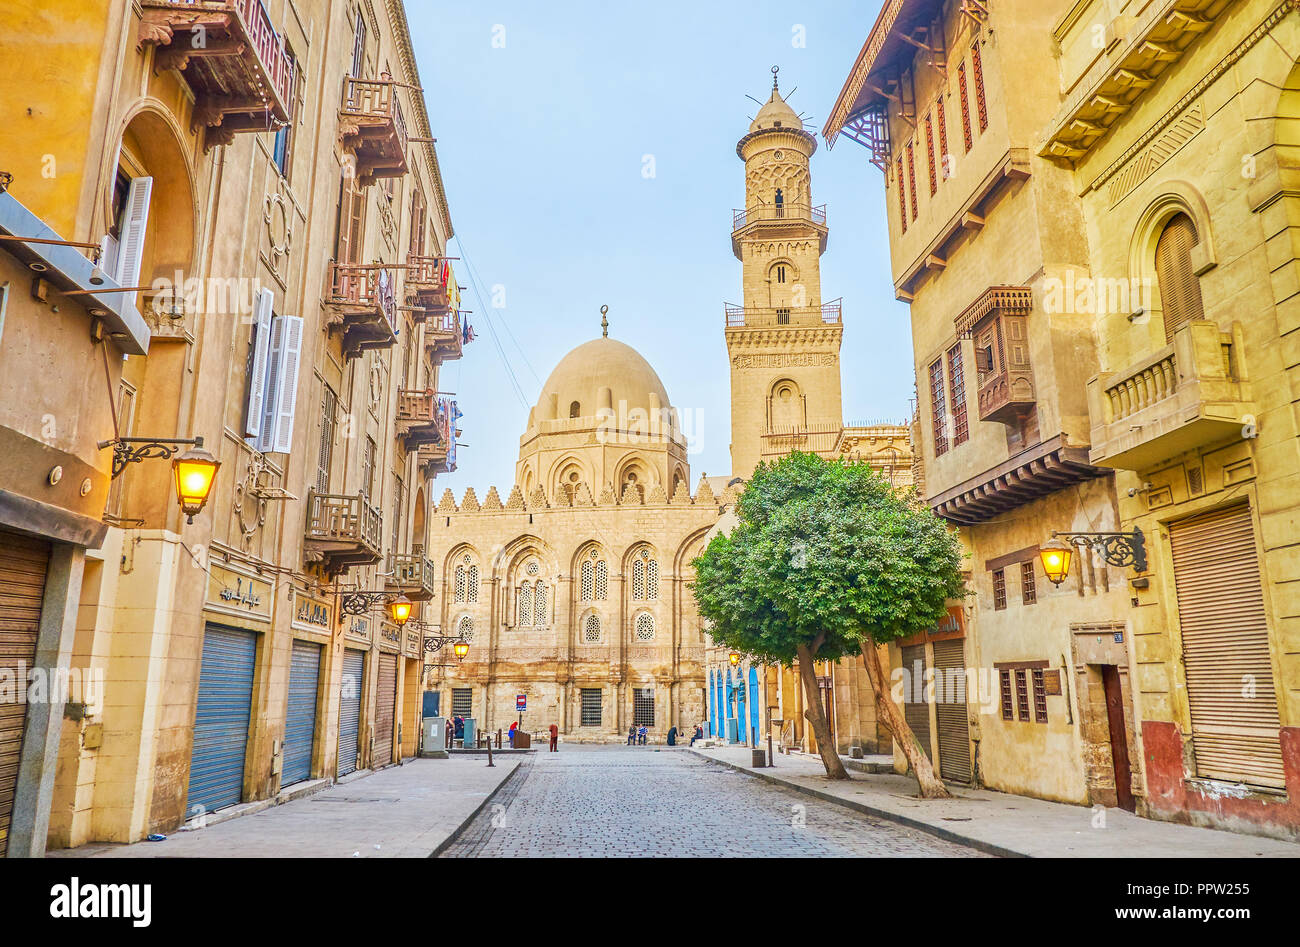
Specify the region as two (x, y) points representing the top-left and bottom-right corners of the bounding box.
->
(114, 176), (152, 288)
(256, 316), (286, 454)
(243, 289), (274, 442)
(271, 315), (303, 453)
(1155, 213), (1205, 343)
(1170, 503), (1284, 788)
(900, 644), (933, 762)
(931, 639), (972, 783)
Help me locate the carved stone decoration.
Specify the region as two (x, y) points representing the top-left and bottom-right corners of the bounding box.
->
(232, 450), (272, 551)
(264, 191), (293, 262)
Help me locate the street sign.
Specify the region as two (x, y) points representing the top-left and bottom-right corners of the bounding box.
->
(516, 694), (526, 712)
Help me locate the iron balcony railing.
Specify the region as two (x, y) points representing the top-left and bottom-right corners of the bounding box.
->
(724, 298), (842, 328)
(732, 203), (827, 231)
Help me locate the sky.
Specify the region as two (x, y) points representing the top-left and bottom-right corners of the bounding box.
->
(406, 0), (907, 495)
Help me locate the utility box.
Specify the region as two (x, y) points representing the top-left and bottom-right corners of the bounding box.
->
(726, 718), (739, 743)
(751, 749), (766, 768)
(462, 717), (476, 749)
(421, 716), (448, 758)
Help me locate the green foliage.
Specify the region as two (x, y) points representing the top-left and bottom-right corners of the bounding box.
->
(691, 452), (965, 667)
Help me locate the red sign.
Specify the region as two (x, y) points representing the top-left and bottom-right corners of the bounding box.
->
(516, 694), (526, 712)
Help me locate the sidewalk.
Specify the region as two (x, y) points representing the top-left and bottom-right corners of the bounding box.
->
(692, 746), (1300, 858)
(51, 756), (520, 858)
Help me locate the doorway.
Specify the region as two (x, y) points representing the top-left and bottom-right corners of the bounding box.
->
(1101, 665), (1135, 812)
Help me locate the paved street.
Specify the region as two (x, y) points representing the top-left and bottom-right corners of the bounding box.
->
(440, 745), (984, 857)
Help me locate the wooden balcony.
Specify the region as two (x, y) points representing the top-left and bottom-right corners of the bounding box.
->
(325, 262), (397, 358)
(405, 254), (452, 320)
(422, 312), (463, 364)
(961, 286), (1036, 425)
(724, 299), (842, 330)
(139, 0), (294, 150)
(731, 202), (828, 259)
(385, 551), (436, 601)
(417, 441), (452, 478)
(303, 491), (383, 574)
(339, 74), (409, 186)
(396, 388), (443, 450)
(1087, 321), (1253, 471)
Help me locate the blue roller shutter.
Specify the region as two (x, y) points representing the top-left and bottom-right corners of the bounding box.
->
(187, 625), (257, 814)
(283, 640), (321, 786)
(337, 649), (364, 776)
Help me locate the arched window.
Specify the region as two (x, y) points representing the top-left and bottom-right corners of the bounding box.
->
(635, 612), (655, 641)
(457, 615), (474, 641)
(583, 613), (601, 643)
(595, 559), (608, 600)
(632, 559), (645, 599)
(1154, 212), (1205, 343)
(580, 559), (594, 601)
(517, 585), (531, 626)
(569, 400), (581, 418)
(454, 564), (466, 603)
(467, 564), (480, 603)
(631, 548), (658, 601)
(647, 557), (659, 600)
(533, 580), (547, 624)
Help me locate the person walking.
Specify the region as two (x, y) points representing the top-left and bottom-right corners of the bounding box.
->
(548, 722), (559, 752)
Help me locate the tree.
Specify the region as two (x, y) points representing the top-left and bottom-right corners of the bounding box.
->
(691, 452), (965, 796)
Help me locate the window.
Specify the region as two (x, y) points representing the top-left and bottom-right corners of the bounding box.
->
(906, 142), (918, 219)
(958, 62), (973, 152)
(271, 47), (297, 178)
(1032, 669), (1048, 723)
(947, 344), (968, 446)
(1015, 669), (1029, 721)
(971, 41), (988, 133)
(1021, 560), (1037, 606)
(316, 385), (336, 493)
(999, 669), (1013, 721)
(456, 614), (474, 641)
(896, 155), (908, 233)
(452, 688), (472, 718)
(595, 558), (608, 600)
(992, 568), (1007, 610)
(569, 400), (581, 418)
(633, 688), (655, 727)
(455, 555), (478, 604)
(580, 688), (602, 727)
(1154, 212), (1205, 342)
(936, 97), (949, 177)
(467, 564), (480, 603)
(776, 308), (790, 324)
(583, 613), (600, 643)
(391, 474), (404, 554)
(635, 612), (655, 641)
(925, 112), (937, 196)
(335, 176), (366, 265)
(517, 585), (531, 627)
(929, 358), (948, 457)
(775, 264), (786, 283)
(632, 549), (658, 600)
(350, 11), (367, 76)
(362, 437), (376, 498)
(533, 580), (547, 624)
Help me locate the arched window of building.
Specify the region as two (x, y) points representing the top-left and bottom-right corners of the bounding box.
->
(533, 580), (547, 624)
(580, 547), (607, 602)
(631, 547), (658, 601)
(569, 400), (581, 418)
(635, 612), (655, 641)
(583, 613), (601, 643)
(457, 615), (474, 641)
(517, 584), (532, 627)
(581, 559), (594, 601)
(467, 563), (480, 603)
(595, 559), (608, 600)
(1154, 212), (1205, 343)
(632, 558), (645, 600)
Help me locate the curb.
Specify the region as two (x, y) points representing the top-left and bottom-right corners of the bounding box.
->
(689, 749), (1024, 858)
(427, 759), (525, 858)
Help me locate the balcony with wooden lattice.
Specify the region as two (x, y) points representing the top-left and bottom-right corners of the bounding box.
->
(339, 74), (409, 186)
(1086, 321), (1253, 471)
(138, 0), (294, 150)
(385, 551), (436, 601)
(303, 491), (383, 574)
(422, 312), (463, 364)
(395, 388), (443, 451)
(325, 262), (397, 358)
(405, 254), (451, 322)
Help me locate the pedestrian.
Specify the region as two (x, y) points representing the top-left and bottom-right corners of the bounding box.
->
(626, 724), (637, 746)
(666, 725), (677, 746)
(508, 721), (518, 748)
(690, 723), (704, 746)
(549, 722), (559, 752)
(454, 715), (464, 746)
(444, 718), (453, 751)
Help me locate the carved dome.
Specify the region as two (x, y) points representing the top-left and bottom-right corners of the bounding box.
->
(533, 336), (673, 424)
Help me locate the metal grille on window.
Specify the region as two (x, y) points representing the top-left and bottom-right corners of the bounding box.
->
(1015, 669), (1029, 721)
(1154, 212), (1205, 343)
(580, 688), (602, 727)
(452, 688), (472, 717)
(929, 358), (948, 456)
(1032, 669), (1048, 723)
(583, 613), (600, 643)
(1021, 560), (1037, 605)
(999, 669), (1013, 720)
(517, 585), (531, 627)
(635, 612), (655, 641)
(533, 580), (547, 624)
(581, 559), (594, 602)
(457, 615), (474, 642)
(993, 568), (1007, 610)
(633, 688), (655, 728)
(947, 343), (967, 446)
(467, 564), (479, 603)
(595, 559), (608, 600)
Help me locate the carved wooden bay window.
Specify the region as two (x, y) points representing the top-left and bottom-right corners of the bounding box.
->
(956, 286), (1035, 425)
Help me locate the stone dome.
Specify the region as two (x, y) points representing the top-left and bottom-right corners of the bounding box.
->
(749, 88), (802, 133)
(534, 336), (673, 423)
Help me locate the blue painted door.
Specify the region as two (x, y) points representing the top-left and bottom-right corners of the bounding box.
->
(187, 625), (257, 814)
(283, 639), (321, 786)
(337, 649), (365, 776)
(748, 667), (761, 743)
(737, 671), (748, 743)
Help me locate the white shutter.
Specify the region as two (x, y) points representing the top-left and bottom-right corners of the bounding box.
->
(256, 317), (286, 454)
(114, 176), (153, 288)
(272, 315), (303, 453)
(243, 288), (275, 442)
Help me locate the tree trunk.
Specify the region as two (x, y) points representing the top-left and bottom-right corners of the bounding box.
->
(860, 643), (950, 799)
(795, 643), (849, 780)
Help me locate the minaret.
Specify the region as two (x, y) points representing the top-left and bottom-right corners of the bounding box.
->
(727, 68), (843, 479)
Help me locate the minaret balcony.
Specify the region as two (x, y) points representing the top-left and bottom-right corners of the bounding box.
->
(138, 0), (295, 149)
(325, 262), (398, 358)
(422, 312), (463, 364)
(385, 551), (436, 601)
(405, 254), (452, 321)
(303, 491), (383, 575)
(732, 203), (828, 258)
(339, 74), (410, 186)
(724, 299), (842, 329)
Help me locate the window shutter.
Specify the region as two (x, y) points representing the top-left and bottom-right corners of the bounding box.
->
(114, 176), (153, 288)
(1155, 213), (1204, 342)
(243, 288), (275, 442)
(272, 316), (304, 453)
(257, 316), (286, 453)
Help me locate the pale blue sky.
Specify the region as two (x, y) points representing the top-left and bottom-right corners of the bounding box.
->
(407, 0), (907, 494)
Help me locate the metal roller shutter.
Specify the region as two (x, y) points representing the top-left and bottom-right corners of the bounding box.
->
(1170, 503), (1284, 787)
(337, 649), (364, 777)
(283, 640), (321, 787)
(932, 639), (972, 783)
(187, 626), (257, 814)
(0, 530), (49, 858)
(900, 644), (932, 762)
(374, 653), (397, 768)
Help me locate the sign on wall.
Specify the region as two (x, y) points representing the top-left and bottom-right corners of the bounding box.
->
(206, 564), (273, 623)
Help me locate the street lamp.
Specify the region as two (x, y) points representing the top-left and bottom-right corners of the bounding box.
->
(728, 650), (741, 668)
(387, 594), (413, 626)
(1040, 528), (1147, 586)
(453, 640), (470, 661)
(171, 443), (221, 524)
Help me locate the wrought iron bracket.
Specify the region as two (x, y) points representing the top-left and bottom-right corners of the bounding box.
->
(1052, 528), (1147, 572)
(98, 435), (203, 479)
(339, 589), (402, 618)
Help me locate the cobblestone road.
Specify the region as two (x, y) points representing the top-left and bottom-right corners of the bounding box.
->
(440, 746), (986, 857)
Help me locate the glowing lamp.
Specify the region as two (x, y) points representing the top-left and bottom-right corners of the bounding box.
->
(453, 640), (470, 660)
(387, 594), (413, 626)
(172, 445), (220, 523)
(728, 650), (741, 668)
(1039, 538), (1073, 587)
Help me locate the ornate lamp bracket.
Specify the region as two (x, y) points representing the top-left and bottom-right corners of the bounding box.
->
(98, 435), (204, 479)
(1052, 528), (1147, 572)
